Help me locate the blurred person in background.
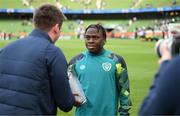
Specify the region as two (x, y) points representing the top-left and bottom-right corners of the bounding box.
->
(96, 0), (104, 10)
(0, 4), (78, 115)
(139, 34), (180, 115)
(83, 0), (92, 10)
(68, 24), (132, 115)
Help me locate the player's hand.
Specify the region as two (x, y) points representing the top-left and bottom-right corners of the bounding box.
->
(73, 94), (83, 107)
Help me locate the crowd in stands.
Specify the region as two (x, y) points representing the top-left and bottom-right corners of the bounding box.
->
(23, 0), (98, 10)
(129, 0), (141, 8)
(69, 0), (105, 10)
(172, 0), (177, 5)
(21, 0), (106, 10)
(19, 0), (178, 10)
(22, 0), (34, 9)
(0, 17), (179, 41)
(21, 0), (105, 10)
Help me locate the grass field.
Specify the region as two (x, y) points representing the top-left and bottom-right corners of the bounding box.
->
(0, 38), (159, 115)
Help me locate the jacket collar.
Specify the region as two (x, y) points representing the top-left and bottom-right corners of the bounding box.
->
(29, 28), (53, 43)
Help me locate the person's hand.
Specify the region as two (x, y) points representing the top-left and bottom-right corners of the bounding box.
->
(158, 41), (171, 64)
(73, 94), (83, 107)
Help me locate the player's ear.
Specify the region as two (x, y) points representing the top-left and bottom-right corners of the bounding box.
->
(54, 24), (60, 34)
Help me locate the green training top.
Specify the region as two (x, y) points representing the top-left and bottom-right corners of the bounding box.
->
(68, 49), (132, 116)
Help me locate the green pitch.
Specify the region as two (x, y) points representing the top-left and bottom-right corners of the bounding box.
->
(0, 39), (158, 115)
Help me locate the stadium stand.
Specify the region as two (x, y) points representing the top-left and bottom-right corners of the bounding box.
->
(0, 0), (179, 40)
(0, 0), (179, 9)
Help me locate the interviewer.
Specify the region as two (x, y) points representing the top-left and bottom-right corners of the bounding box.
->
(0, 4), (77, 115)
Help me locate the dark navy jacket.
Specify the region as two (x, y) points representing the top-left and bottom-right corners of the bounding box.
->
(139, 56), (180, 115)
(0, 29), (75, 115)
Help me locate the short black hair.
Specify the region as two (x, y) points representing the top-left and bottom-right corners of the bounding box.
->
(84, 24), (106, 40)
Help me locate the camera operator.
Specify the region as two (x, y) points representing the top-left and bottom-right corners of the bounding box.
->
(139, 34), (180, 115)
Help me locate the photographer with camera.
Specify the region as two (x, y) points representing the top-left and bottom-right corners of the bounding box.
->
(139, 34), (180, 115)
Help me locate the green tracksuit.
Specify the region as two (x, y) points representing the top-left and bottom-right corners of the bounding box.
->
(68, 49), (132, 115)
